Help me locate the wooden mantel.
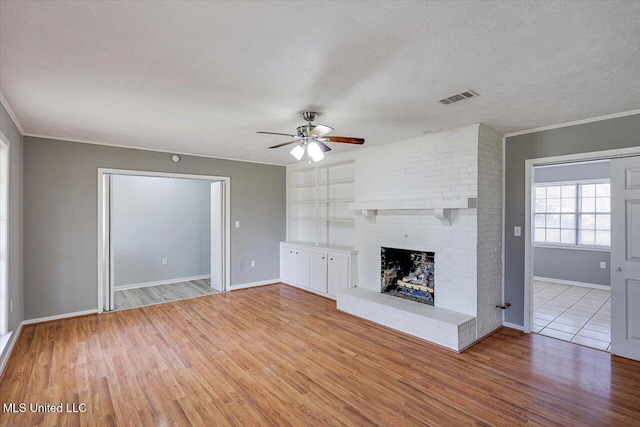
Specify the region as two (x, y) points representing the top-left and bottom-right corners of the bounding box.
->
(348, 197), (477, 225)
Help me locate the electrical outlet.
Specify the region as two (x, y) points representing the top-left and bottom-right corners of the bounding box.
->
(514, 226), (521, 237)
(251, 260), (255, 268)
(600, 262), (606, 269)
(162, 258), (168, 265)
(235, 221), (240, 228)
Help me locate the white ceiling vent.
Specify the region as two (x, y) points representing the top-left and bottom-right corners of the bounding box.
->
(438, 90), (479, 105)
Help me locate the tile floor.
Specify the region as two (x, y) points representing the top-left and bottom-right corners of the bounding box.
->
(533, 280), (611, 352)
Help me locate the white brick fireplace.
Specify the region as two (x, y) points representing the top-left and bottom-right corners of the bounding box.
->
(336, 123), (503, 352)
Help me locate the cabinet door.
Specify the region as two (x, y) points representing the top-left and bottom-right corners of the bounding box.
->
(327, 254), (349, 296)
(295, 248), (310, 287)
(280, 246), (295, 283)
(309, 252), (328, 293)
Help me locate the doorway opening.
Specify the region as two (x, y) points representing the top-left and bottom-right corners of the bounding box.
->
(530, 160), (612, 351)
(524, 148), (640, 360)
(97, 169), (231, 312)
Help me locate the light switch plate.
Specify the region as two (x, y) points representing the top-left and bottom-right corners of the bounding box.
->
(600, 262), (606, 269)
(235, 221), (240, 228)
(514, 226), (521, 237)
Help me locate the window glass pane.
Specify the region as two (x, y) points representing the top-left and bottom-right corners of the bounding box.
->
(534, 228), (546, 242)
(535, 187), (546, 199)
(579, 230), (595, 245)
(595, 214), (610, 230)
(547, 186), (561, 198)
(561, 214), (575, 229)
(546, 214), (560, 228)
(547, 198), (561, 212)
(582, 184), (596, 197)
(581, 197), (595, 212)
(561, 198), (575, 213)
(561, 230), (575, 244)
(581, 214), (595, 228)
(534, 214), (546, 227)
(561, 185), (576, 198)
(595, 197), (610, 213)
(546, 229), (560, 243)
(595, 231), (610, 246)
(596, 183), (610, 197)
(535, 199), (546, 213)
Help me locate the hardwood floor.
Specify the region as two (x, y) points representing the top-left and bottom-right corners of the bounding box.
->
(114, 278), (217, 310)
(1, 284), (639, 426)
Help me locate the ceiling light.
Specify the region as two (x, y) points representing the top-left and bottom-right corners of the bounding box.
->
(290, 144), (304, 160)
(307, 141), (324, 162)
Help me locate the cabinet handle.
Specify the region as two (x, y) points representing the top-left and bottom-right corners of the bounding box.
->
(322, 256), (325, 259)
(330, 257), (333, 260)
(295, 252), (298, 254)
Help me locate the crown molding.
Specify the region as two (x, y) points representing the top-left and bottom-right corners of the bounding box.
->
(0, 92), (25, 135)
(504, 109), (640, 138)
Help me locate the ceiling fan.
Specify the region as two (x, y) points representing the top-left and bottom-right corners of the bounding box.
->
(258, 111), (365, 162)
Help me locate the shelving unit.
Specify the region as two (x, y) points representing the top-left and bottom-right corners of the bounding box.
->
(287, 160), (355, 247)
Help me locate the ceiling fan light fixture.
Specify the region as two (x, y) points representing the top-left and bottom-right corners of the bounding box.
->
(290, 144), (305, 160)
(307, 141), (324, 162)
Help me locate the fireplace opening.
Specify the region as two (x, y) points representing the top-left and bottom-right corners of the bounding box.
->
(381, 247), (435, 305)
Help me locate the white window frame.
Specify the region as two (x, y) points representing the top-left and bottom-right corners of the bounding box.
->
(533, 178), (611, 251)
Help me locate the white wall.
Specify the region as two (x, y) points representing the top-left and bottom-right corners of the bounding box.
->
(113, 175), (212, 287)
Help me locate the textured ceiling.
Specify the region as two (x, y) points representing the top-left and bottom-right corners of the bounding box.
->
(1, 1), (639, 165)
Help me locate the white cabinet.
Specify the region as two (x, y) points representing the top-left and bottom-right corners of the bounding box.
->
(327, 254), (350, 297)
(310, 252), (328, 293)
(280, 246), (295, 283)
(280, 242), (357, 299)
(294, 248), (310, 287)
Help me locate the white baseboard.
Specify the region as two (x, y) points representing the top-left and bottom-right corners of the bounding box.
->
(22, 309), (99, 325)
(115, 275), (211, 291)
(502, 322), (525, 332)
(0, 324), (22, 379)
(533, 276), (610, 290)
(229, 279), (279, 291)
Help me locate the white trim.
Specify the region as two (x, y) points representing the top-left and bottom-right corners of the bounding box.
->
(114, 275), (211, 291)
(524, 146), (640, 339)
(0, 324), (21, 379)
(533, 276), (610, 291)
(0, 132), (8, 335)
(502, 322), (524, 332)
(504, 109), (640, 138)
(228, 279), (279, 291)
(23, 133), (285, 167)
(97, 169), (232, 313)
(533, 178), (610, 186)
(21, 309), (98, 325)
(0, 92), (24, 135)
(534, 243), (610, 252)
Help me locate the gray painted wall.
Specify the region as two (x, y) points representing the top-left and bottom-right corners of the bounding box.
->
(0, 103), (23, 337)
(23, 136), (286, 319)
(113, 175), (212, 287)
(533, 161), (610, 286)
(505, 113), (640, 327)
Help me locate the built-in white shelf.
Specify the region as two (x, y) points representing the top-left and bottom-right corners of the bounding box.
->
(317, 178), (355, 185)
(349, 197), (477, 225)
(289, 199), (353, 205)
(289, 217), (355, 222)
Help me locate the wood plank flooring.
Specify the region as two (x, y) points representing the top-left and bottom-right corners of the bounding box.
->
(114, 278), (216, 310)
(1, 284), (639, 426)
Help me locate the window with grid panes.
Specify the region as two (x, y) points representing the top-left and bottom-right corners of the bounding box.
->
(534, 180), (610, 248)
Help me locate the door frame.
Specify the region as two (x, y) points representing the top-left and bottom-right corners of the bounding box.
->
(523, 146), (640, 333)
(97, 168), (231, 312)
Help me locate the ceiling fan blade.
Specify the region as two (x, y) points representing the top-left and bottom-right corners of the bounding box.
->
(326, 136), (365, 144)
(310, 124), (334, 137)
(268, 140), (299, 149)
(315, 141), (332, 153)
(257, 131), (296, 137)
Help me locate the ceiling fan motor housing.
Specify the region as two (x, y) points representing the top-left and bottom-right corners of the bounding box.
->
(302, 111), (318, 122)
